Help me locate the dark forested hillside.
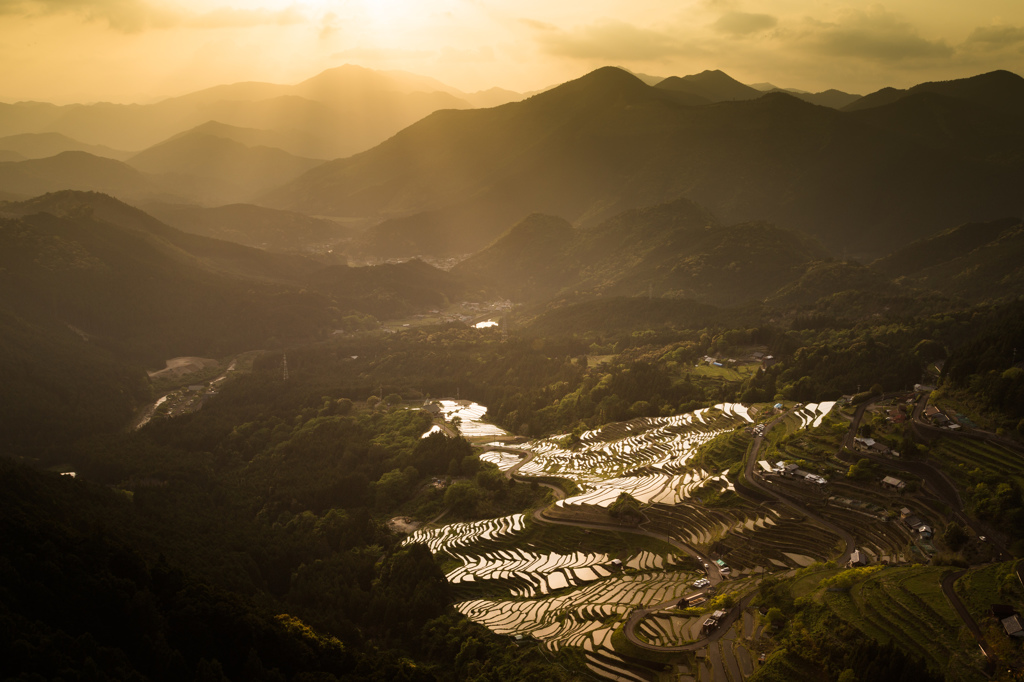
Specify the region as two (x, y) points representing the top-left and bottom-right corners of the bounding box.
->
(453, 197), (828, 306)
(144, 202), (352, 253)
(0, 191), (472, 460)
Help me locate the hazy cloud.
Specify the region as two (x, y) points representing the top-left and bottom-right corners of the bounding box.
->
(964, 25), (1024, 49)
(187, 6), (306, 30)
(0, 0), (309, 32)
(330, 47), (434, 62)
(531, 19), (689, 60)
(0, 0), (175, 31)
(439, 45), (496, 62)
(712, 12), (777, 36)
(801, 8), (954, 63)
(519, 18), (556, 32)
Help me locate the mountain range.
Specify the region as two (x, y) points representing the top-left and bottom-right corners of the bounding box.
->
(269, 67), (1024, 260)
(1, 65), (1021, 265)
(0, 64), (524, 159)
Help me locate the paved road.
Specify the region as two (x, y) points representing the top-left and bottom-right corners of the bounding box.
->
(744, 413), (856, 567)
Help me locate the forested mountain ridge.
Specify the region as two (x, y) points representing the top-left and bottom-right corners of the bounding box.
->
(871, 217), (1024, 301)
(126, 129), (323, 202)
(452, 197), (829, 307)
(0, 151), (159, 202)
(143, 202), (352, 254)
(268, 67), (1024, 261)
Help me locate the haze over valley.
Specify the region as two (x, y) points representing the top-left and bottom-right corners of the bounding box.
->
(4, 3), (1024, 680)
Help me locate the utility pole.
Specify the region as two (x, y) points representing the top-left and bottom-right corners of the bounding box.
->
(282, 353), (289, 381)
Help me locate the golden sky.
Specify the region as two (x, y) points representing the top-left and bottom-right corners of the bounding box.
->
(2, 0), (1023, 103)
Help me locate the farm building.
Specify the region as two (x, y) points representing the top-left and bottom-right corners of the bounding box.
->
(902, 514), (924, 530)
(1002, 614), (1024, 638)
(881, 476), (906, 491)
(678, 593), (707, 608)
(848, 550), (867, 568)
(702, 610), (728, 633)
(757, 460), (773, 473)
(916, 524), (933, 539)
(924, 406), (951, 425)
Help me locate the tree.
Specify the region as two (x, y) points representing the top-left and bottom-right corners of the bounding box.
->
(943, 521), (968, 551)
(608, 492), (643, 525)
(766, 607), (785, 629)
(847, 458), (872, 480)
(444, 480), (480, 516)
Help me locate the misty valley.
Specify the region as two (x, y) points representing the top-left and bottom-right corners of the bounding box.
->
(2, 64), (1024, 682)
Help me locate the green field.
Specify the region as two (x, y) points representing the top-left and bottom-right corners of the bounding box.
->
(817, 566), (985, 681)
(928, 437), (1024, 489)
(954, 560), (1024, 620)
(693, 429), (752, 473)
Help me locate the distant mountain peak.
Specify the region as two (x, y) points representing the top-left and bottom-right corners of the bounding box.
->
(655, 69), (762, 102)
(537, 67), (652, 103)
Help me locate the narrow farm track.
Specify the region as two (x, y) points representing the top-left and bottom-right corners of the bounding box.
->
(941, 570), (994, 661)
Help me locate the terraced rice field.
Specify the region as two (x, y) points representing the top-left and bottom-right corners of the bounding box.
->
(791, 402), (838, 430)
(478, 449), (522, 471)
(930, 437), (1024, 488)
(458, 569), (694, 681)
(823, 566), (984, 680)
(636, 610), (705, 645)
(437, 399), (508, 438)
(643, 501), (841, 575)
(643, 610), (763, 681)
(403, 513), (528, 553)
(518, 404), (752, 509)
(405, 514), (690, 680)
(405, 403), (851, 681)
(817, 506), (912, 564)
